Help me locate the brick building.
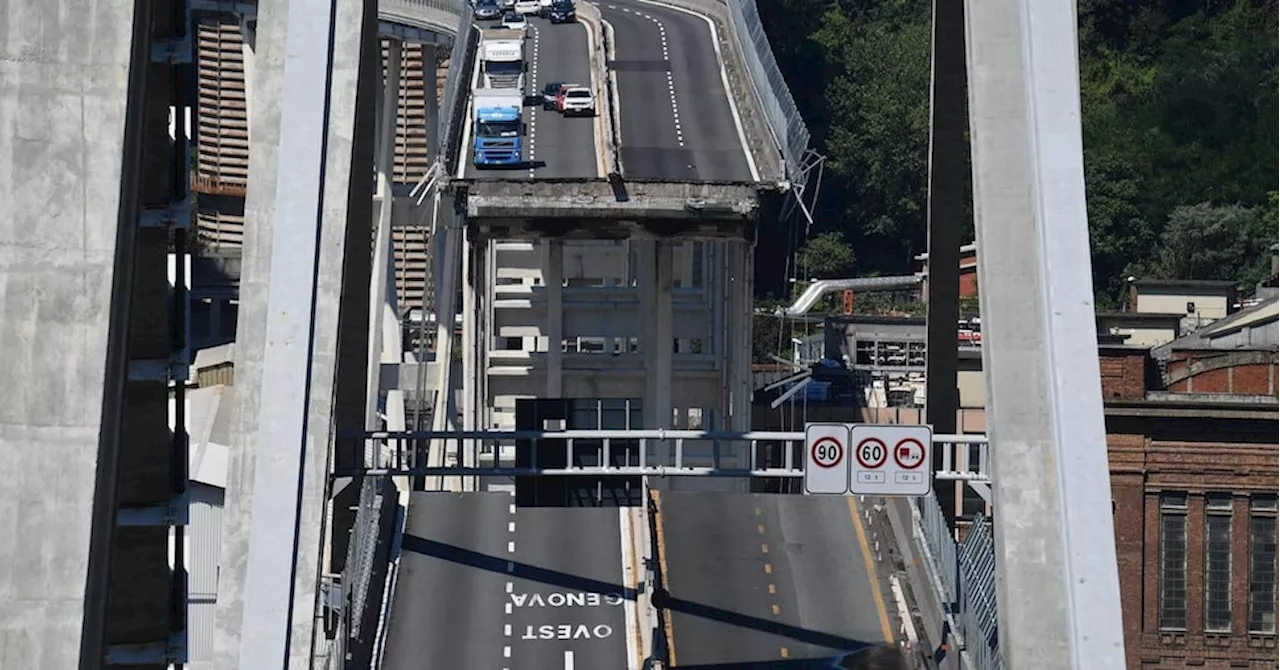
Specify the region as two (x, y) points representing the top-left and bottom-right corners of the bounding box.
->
(914, 242), (979, 301)
(1101, 337), (1278, 669)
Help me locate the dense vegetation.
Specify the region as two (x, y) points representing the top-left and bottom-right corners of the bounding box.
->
(755, 0), (1278, 308)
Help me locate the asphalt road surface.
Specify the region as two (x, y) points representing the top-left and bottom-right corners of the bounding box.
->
(382, 492), (511, 670)
(655, 491), (897, 667)
(508, 506), (631, 669)
(600, 0), (754, 182)
(381, 492), (634, 670)
(465, 16), (600, 180)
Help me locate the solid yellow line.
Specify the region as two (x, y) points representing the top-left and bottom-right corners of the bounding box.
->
(848, 497), (895, 644)
(652, 490), (677, 666)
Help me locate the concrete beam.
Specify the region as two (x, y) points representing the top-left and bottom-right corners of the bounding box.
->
(459, 180), (776, 239)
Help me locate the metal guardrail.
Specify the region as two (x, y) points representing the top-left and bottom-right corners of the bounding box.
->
(437, 7), (478, 174)
(916, 495), (1005, 670)
(725, 0), (811, 185)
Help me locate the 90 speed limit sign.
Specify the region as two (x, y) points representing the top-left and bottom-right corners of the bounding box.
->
(804, 423), (850, 494)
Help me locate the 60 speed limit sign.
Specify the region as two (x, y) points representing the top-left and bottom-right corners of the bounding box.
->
(804, 423), (850, 494)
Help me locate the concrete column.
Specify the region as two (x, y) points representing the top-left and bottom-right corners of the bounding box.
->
(728, 240), (753, 433)
(425, 44), (440, 160)
(639, 239), (673, 473)
(215, 0), (378, 665)
(966, 0), (1126, 666)
(545, 239), (564, 397)
(924, 0), (967, 524)
(368, 39), (401, 429)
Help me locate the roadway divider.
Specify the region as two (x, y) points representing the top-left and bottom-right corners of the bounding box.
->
(578, 1), (623, 180)
(643, 482), (669, 670)
(437, 7), (479, 176)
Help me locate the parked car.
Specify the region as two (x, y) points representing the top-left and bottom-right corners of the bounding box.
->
(558, 85), (595, 117)
(542, 82), (567, 110)
(474, 0), (502, 20)
(548, 0), (575, 23)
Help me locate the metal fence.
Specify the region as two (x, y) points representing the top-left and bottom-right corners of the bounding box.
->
(726, 0), (811, 186)
(437, 5), (478, 173)
(915, 495), (1005, 670)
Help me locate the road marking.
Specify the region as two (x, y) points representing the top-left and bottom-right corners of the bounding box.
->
(508, 521), (516, 532)
(504, 645), (512, 658)
(507, 582), (514, 593)
(780, 647), (790, 658)
(504, 623), (512, 636)
(760, 543), (769, 555)
(756, 524), (765, 535)
(508, 540), (517, 553)
(509, 503), (517, 514)
(848, 497), (895, 643)
(507, 561), (516, 573)
(764, 563), (772, 575)
(754, 507), (761, 516)
(651, 489), (677, 666)
(629, 0), (761, 179)
(505, 602), (513, 614)
(768, 584), (776, 594)
(528, 25), (540, 178)
(564, 650), (575, 670)
(771, 603), (780, 615)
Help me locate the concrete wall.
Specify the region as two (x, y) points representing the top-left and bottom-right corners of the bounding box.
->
(1137, 291), (1231, 320)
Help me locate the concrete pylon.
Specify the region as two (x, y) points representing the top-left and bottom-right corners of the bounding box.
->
(213, 0), (378, 666)
(965, 0), (1127, 665)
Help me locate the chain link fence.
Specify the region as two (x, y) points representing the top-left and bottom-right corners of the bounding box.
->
(916, 495), (1005, 670)
(725, 0), (811, 185)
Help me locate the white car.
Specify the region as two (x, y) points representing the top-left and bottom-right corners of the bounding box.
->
(500, 11), (528, 33)
(559, 86), (595, 117)
(514, 0), (541, 14)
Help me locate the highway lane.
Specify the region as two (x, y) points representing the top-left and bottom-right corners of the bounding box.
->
(382, 492), (511, 670)
(464, 16), (600, 180)
(655, 491), (896, 667)
(508, 507), (632, 669)
(600, 0), (755, 182)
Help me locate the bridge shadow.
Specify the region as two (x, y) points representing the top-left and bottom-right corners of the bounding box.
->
(399, 535), (877, 654)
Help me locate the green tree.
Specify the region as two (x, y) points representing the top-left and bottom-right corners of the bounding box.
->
(1162, 202), (1249, 280)
(801, 231), (857, 279)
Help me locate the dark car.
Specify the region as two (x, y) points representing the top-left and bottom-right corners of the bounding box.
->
(542, 81), (566, 110)
(548, 0), (575, 23)
(474, 0), (502, 19)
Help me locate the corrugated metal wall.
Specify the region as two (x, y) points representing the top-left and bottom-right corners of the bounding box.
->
(193, 13), (443, 318)
(187, 483), (226, 665)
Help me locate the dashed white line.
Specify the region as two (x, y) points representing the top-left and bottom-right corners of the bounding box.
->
(507, 560), (515, 573)
(508, 540), (516, 553)
(505, 602), (513, 614)
(504, 623), (513, 636)
(506, 582), (514, 593)
(509, 503), (517, 514)
(508, 520), (516, 532)
(528, 25), (540, 178)
(634, 10), (683, 147)
(504, 646), (512, 658)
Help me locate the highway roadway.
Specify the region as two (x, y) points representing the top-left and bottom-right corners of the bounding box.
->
(381, 491), (638, 670)
(464, 16), (601, 180)
(600, 0), (755, 182)
(654, 491), (898, 666)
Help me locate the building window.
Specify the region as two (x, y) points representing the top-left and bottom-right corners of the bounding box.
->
(1160, 492), (1189, 630)
(1205, 495), (1233, 632)
(1249, 495), (1278, 634)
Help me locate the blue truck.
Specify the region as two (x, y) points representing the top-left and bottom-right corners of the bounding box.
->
(472, 88), (524, 168)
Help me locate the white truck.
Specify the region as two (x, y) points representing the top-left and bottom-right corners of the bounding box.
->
(480, 28), (526, 92)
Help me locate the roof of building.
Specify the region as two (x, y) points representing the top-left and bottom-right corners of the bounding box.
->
(1096, 311), (1186, 322)
(1153, 296), (1279, 354)
(1132, 278), (1239, 289)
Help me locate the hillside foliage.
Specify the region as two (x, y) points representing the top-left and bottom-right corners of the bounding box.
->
(756, 0), (1278, 307)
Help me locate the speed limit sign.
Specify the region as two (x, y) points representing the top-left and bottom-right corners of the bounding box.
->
(804, 423), (850, 494)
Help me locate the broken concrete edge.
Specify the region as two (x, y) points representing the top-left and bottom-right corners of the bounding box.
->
(630, 0), (787, 185)
(451, 178), (783, 221)
(576, 1), (621, 179)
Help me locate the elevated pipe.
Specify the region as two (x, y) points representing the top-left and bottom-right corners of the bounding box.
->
(778, 275), (922, 317)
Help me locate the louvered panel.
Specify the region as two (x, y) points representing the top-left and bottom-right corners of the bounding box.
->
(194, 17), (249, 193)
